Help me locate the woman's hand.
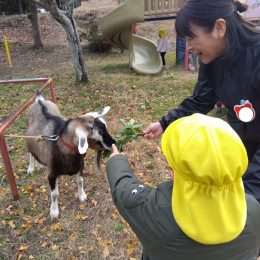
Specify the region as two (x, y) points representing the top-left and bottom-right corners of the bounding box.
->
(143, 122), (163, 139)
(109, 144), (121, 159)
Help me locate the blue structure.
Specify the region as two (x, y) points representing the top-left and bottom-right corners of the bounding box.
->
(176, 36), (186, 65)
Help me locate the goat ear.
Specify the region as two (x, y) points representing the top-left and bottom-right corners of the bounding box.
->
(75, 128), (88, 154)
(98, 106), (110, 117)
(83, 106), (110, 118)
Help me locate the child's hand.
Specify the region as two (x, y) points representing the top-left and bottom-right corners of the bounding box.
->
(109, 144), (121, 159)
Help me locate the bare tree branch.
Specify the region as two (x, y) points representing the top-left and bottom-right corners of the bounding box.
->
(32, 0), (88, 82)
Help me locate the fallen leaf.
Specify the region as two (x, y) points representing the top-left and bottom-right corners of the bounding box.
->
(70, 231), (78, 240)
(8, 220), (16, 229)
(91, 200), (97, 207)
(41, 242), (48, 247)
(103, 246), (110, 258)
(100, 239), (112, 247)
(51, 244), (59, 251)
(25, 184), (33, 190)
(22, 222), (31, 230)
(15, 230), (21, 236)
(34, 213), (46, 224)
(51, 223), (63, 231)
(75, 214), (88, 221)
(127, 246), (134, 255)
(91, 229), (98, 237)
(78, 246), (86, 254)
(41, 226), (48, 232)
(23, 216), (32, 222)
(19, 245), (29, 251)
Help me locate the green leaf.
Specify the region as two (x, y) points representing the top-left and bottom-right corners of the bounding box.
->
(102, 118), (143, 157)
(129, 118), (135, 126)
(119, 118), (128, 127)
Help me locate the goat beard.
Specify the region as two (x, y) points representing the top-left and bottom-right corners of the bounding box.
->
(95, 151), (103, 171)
(87, 139), (106, 171)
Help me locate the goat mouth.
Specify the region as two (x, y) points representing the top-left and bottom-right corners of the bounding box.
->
(91, 139), (112, 151)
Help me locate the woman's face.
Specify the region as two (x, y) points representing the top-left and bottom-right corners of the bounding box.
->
(186, 20), (228, 64)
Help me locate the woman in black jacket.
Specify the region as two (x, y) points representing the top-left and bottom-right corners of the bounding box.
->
(144, 0), (260, 202)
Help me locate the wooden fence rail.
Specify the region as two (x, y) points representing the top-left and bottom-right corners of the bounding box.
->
(118, 0), (187, 16)
(144, 0), (186, 16)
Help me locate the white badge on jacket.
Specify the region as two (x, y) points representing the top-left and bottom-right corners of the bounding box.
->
(234, 100), (255, 122)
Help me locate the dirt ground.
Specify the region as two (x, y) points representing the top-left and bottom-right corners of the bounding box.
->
(0, 0), (117, 44)
(0, 0), (176, 78)
(0, 2), (189, 259)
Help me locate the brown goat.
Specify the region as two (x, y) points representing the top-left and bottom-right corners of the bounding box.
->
(26, 92), (115, 219)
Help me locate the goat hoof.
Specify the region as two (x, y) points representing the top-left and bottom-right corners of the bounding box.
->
(50, 209), (59, 220)
(79, 193), (87, 202)
(27, 169), (33, 175)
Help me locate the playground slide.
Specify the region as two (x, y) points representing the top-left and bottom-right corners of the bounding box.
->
(99, 0), (163, 74)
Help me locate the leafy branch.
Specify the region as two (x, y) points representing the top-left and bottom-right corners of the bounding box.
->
(114, 118), (143, 152)
(102, 118), (143, 157)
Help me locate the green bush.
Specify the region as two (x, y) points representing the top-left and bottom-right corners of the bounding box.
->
(85, 22), (112, 53)
(87, 35), (112, 53)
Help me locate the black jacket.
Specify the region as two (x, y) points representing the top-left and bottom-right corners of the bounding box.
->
(159, 38), (260, 201)
(106, 155), (260, 260)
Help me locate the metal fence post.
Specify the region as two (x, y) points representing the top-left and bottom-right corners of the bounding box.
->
(0, 134), (19, 200)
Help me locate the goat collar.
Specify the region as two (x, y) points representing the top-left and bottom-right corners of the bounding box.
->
(60, 137), (78, 152)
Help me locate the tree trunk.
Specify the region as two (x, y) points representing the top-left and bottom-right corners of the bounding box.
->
(28, 1), (43, 48)
(35, 0), (88, 82)
(18, 0), (23, 14)
(68, 7), (88, 82)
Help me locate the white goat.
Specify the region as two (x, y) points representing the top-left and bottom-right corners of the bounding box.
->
(25, 91), (115, 219)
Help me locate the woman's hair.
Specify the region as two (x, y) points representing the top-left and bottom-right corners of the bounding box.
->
(175, 0), (260, 50)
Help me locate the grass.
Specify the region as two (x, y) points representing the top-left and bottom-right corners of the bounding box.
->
(0, 44), (201, 259)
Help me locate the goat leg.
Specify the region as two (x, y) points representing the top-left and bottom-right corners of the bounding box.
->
(48, 173), (59, 219)
(76, 172), (87, 202)
(27, 153), (36, 174)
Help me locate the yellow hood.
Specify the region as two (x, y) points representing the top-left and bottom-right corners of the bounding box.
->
(161, 114), (248, 244)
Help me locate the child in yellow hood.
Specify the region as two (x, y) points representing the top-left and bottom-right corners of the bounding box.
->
(157, 29), (168, 69)
(107, 114), (260, 260)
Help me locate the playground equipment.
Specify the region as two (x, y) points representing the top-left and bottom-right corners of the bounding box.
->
(0, 78), (56, 200)
(100, 0), (186, 75)
(144, 0), (185, 19)
(101, 0), (260, 74)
